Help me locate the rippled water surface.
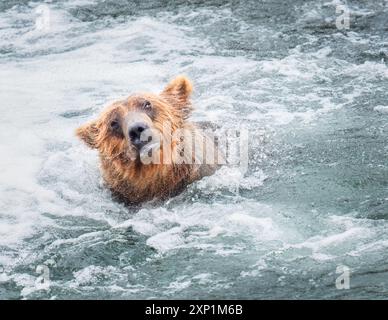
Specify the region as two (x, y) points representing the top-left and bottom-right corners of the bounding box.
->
(0, 0), (388, 299)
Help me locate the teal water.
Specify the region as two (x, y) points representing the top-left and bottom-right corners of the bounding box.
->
(0, 0), (387, 299)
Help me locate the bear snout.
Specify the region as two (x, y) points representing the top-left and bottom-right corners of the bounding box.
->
(128, 122), (150, 150)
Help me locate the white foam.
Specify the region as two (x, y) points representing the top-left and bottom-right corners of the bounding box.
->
(146, 227), (184, 253)
(196, 167), (267, 194)
(166, 277), (192, 292)
(374, 105), (388, 114)
(114, 200), (286, 257)
(72, 265), (127, 286)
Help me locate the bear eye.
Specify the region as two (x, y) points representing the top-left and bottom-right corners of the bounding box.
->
(142, 100), (152, 111)
(110, 119), (120, 131)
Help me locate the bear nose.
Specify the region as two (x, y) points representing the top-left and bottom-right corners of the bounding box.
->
(128, 122), (149, 148)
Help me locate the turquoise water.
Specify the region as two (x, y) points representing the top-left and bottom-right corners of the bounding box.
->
(0, 0), (387, 299)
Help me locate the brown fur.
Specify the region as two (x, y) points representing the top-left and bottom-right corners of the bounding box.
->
(76, 76), (220, 205)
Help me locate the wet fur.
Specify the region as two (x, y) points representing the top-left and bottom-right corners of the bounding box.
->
(76, 76), (220, 205)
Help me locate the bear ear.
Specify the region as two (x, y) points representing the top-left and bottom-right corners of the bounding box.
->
(76, 120), (100, 149)
(161, 75), (193, 119)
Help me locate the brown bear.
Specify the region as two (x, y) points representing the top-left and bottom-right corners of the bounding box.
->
(76, 76), (222, 205)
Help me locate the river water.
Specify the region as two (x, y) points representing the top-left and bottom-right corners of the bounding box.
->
(0, 0), (387, 299)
